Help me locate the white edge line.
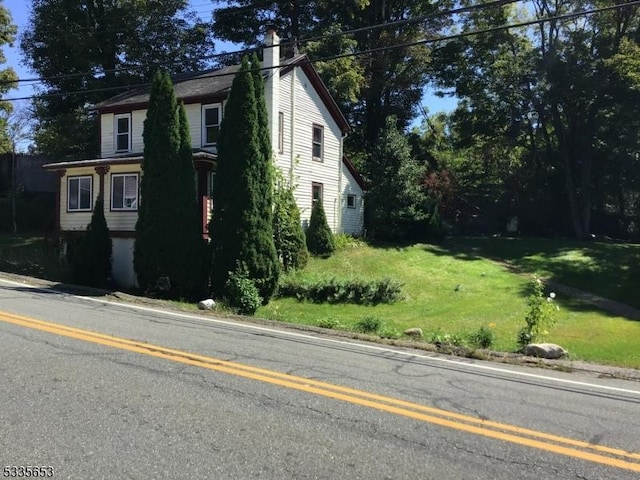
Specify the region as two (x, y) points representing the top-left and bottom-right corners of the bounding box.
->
(2, 277), (640, 396)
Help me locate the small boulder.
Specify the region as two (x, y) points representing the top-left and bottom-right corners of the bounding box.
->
(404, 328), (423, 338)
(198, 299), (216, 310)
(523, 343), (568, 359)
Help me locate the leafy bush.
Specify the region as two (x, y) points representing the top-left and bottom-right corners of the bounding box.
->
(430, 328), (466, 347)
(278, 275), (403, 305)
(273, 173), (309, 272)
(334, 233), (365, 250)
(224, 262), (262, 315)
(354, 316), (382, 333)
(317, 316), (341, 329)
(378, 325), (402, 339)
(468, 325), (495, 349)
(305, 200), (335, 256)
(517, 276), (559, 349)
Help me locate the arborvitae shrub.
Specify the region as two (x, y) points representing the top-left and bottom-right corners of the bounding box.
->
(72, 193), (112, 287)
(305, 200), (335, 256)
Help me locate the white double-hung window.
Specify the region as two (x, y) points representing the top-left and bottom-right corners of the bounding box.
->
(115, 114), (131, 152)
(202, 104), (221, 146)
(68, 176), (92, 211)
(111, 174), (139, 210)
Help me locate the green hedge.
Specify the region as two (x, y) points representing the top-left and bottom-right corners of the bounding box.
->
(278, 276), (403, 305)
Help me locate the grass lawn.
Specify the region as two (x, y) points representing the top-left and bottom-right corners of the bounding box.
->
(258, 237), (640, 369)
(1, 233), (638, 369)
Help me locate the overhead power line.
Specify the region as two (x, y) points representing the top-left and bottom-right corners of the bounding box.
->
(4, 0), (640, 103)
(5, 0), (524, 87)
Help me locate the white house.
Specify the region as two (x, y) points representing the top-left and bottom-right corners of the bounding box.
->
(43, 30), (365, 287)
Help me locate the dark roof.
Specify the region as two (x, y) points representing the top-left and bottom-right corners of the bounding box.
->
(43, 150), (216, 170)
(94, 55), (350, 134)
(95, 64), (241, 112)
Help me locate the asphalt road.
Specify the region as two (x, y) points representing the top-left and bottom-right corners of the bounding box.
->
(0, 276), (639, 480)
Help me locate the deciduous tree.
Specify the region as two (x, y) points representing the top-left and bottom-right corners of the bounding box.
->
(21, 0), (214, 159)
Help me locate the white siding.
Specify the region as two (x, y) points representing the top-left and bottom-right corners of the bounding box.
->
(131, 109), (146, 153)
(340, 165), (364, 235)
(100, 114), (114, 158)
(59, 167), (98, 231)
(278, 67), (344, 233)
(185, 103), (202, 148)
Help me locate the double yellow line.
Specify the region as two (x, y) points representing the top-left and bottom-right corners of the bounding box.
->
(1, 310), (639, 473)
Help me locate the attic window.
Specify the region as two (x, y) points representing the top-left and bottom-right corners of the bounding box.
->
(115, 114), (131, 152)
(202, 104), (221, 146)
(347, 194), (356, 209)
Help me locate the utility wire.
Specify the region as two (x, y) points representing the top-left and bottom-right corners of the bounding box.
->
(4, 0), (639, 102)
(7, 0), (523, 86)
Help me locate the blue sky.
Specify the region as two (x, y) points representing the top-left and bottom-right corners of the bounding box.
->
(3, 0), (456, 118)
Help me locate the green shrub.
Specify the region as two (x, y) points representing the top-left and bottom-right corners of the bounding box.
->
(273, 173), (309, 271)
(305, 200), (335, 256)
(430, 328), (466, 347)
(378, 325), (402, 339)
(354, 316), (382, 333)
(468, 325), (495, 349)
(517, 276), (559, 349)
(224, 262), (262, 315)
(334, 233), (365, 250)
(317, 316), (341, 329)
(71, 193), (112, 287)
(278, 276), (403, 305)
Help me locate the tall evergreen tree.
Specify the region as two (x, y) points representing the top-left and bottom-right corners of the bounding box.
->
(365, 116), (428, 240)
(72, 192), (112, 287)
(209, 56), (279, 304)
(134, 71), (205, 299)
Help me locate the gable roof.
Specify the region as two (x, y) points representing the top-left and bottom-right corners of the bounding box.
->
(95, 54), (350, 134)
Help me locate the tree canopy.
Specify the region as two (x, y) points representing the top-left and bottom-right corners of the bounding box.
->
(20, 0), (214, 159)
(0, 1), (17, 153)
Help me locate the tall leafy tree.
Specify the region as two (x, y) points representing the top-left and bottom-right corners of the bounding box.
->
(430, 0), (640, 238)
(209, 56), (279, 304)
(0, 0), (17, 153)
(134, 71), (205, 299)
(210, 0), (450, 158)
(20, 0), (214, 159)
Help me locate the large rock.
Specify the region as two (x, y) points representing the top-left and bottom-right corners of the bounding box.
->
(404, 328), (423, 338)
(523, 343), (568, 359)
(198, 299), (216, 310)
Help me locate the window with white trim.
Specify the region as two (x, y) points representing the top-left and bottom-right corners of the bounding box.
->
(312, 182), (323, 204)
(111, 174), (139, 210)
(68, 176), (92, 211)
(347, 194), (357, 209)
(202, 104), (221, 146)
(114, 114), (131, 152)
(312, 124), (323, 161)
